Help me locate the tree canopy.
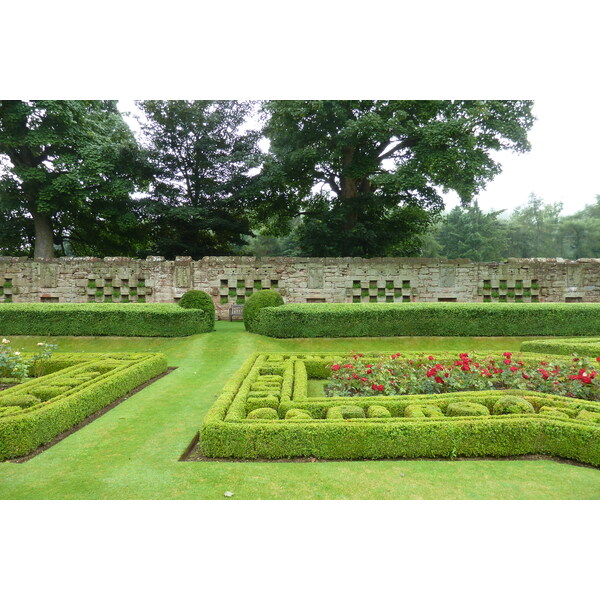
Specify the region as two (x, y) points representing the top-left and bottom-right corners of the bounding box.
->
(256, 100), (535, 257)
(0, 101), (150, 258)
(137, 100), (263, 259)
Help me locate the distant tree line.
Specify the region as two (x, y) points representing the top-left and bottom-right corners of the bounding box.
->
(2, 99), (573, 260)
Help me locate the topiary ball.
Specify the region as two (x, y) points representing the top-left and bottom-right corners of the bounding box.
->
(367, 405), (392, 418)
(493, 395), (535, 415)
(178, 290), (215, 326)
(243, 289), (284, 332)
(446, 402), (490, 417)
(246, 407), (279, 420)
(285, 409), (312, 420)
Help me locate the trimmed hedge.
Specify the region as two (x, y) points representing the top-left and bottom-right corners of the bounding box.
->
(521, 337), (600, 357)
(243, 290), (284, 332)
(0, 303), (212, 337)
(0, 352), (167, 459)
(199, 351), (600, 464)
(178, 290), (215, 327)
(251, 302), (600, 338)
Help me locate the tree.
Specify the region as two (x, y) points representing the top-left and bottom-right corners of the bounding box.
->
(436, 201), (508, 261)
(559, 195), (600, 258)
(506, 193), (563, 257)
(257, 100), (534, 257)
(137, 101), (263, 259)
(0, 101), (150, 258)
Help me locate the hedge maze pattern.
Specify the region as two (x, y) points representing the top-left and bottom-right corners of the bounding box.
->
(199, 351), (600, 465)
(0, 352), (167, 459)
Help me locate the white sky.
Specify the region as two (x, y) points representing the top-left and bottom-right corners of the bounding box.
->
(120, 98), (600, 217)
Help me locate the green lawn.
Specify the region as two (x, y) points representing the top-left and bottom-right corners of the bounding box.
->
(1, 321), (600, 499)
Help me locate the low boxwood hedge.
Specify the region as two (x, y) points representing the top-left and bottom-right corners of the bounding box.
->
(0, 352), (167, 460)
(251, 302), (600, 338)
(199, 351), (600, 465)
(521, 337), (600, 356)
(0, 303), (212, 337)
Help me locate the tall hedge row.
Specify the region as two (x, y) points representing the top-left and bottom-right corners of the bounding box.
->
(0, 303), (212, 337)
(252, 302), (600, 338)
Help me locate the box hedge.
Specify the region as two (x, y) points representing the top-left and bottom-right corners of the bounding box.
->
(199, 351), (600, 465)
(0, 303), (212, 337)
(251, 302), (600, 338)
(0, 352), (167, 460)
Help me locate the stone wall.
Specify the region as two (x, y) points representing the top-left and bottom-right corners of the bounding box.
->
(1, 256), (600, 319)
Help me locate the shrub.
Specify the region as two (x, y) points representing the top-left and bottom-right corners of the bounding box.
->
(247, 407), (279, 420)
(493, 396), (535, 415)
(0, 394), (41, 408)
(367, 405), (391, 418)
(0, 352), (167, 460)
(285, 409), (312, 420)
(446, 402), (490, 417)
(199, 352), (600, 464)
(576, 409), (600, 424)
(243, 290), (284, 332)
(246, 395), (280, 413)
(178, 290), (215, 327)
(326, 405), (365, 419)
(252, 303), (600, 338)
(405, 405), (444, 418)
(0, 303), (211, 337)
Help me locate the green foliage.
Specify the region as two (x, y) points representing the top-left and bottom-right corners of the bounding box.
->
(446, 402), (490, 417)
(405, 405), (444, 418)
(136, 101), (263, 259)
(243, 289), (284, 332)
(436, 201), (508, 261)
(178, 290), (215, 327)
(256, 100), (533, 257)
(326, 405), (366, 419)
(199, 352), (600, 463)
(493, 396), (535, 415)
(285, 409), (312, 420)
(252, 303), (600, 338)
(366, 405), (392, 418)
(0, 352), (167, 460)
(576, 409), (600, 424)
(0, 303), (212, 337)
(246, 407), (279, 420)
(0, 100), (151, 258)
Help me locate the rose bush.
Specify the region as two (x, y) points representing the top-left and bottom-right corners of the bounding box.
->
(0, 339), (57, 382)
(324, 351), (600, 401)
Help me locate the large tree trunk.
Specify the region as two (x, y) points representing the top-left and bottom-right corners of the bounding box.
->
(339, 146), (371, 232)
(31, 210), (55, 259)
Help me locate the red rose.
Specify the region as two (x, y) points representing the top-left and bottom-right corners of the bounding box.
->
(504, 359), (511, 365)
(366, 369), (372, 374)
(428, 355), (434, 360)
(582, 376), (592, 384)
(434, 376), (444, 384)
(522, 373), (530, 380)
(332, 364), (341, 371)
(503, 352), (512, 358)
(510, 366), (518, 372)
(360, 377), (367, 382)
(377, 384), (385, 392)
(371, 384), (378, 390)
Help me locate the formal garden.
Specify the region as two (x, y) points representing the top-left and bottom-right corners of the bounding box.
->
(1, 289), (600, 499)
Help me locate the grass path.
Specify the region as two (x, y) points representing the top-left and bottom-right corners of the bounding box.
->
(1, 322), (600, 499)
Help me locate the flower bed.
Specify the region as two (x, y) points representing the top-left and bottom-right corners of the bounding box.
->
(325, 351), (600, 401)
(198, 351), (600, 465)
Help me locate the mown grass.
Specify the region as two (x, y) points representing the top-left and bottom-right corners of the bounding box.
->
(1, 322), (599, 499)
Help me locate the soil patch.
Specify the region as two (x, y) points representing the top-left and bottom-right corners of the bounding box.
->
(9, 367), (177, 463)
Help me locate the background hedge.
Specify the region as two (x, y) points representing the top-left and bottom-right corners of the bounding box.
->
(178, 290), (215, 327)
(0, 303), (212, 337)
(252, 303), (600, 338)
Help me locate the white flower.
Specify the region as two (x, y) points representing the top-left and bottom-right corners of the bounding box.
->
(2, 338), (9, 344)
(37, 342), (45, 347)
(14, 351), (20, 356)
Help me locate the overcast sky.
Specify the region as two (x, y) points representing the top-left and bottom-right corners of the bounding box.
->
(120, 99), (599, 217)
